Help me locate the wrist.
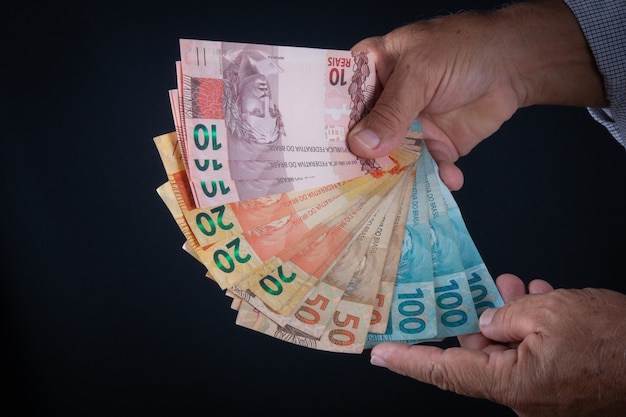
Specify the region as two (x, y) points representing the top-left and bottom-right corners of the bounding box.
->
(493, 0), (607, 108)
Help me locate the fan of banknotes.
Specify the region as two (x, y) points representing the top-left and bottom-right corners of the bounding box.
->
(153, 38), (504, 354)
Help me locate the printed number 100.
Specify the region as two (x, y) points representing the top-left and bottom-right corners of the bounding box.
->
(397, 289), (426, 334)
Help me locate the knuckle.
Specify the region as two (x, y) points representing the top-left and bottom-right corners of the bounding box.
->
(426, 361), (455, 392)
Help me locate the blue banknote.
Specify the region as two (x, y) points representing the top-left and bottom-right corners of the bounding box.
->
(432, 162), (504, 315)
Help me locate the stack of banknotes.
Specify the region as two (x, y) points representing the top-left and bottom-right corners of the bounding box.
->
(153, 39), (504, 354)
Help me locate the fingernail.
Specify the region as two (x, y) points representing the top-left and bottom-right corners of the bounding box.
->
(370, 354), (388, 368)
(479, 308), (496, 327)
(353, 129), (380, 150)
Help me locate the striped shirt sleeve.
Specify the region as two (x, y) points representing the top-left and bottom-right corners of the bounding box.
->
(563, 0), (626, 148)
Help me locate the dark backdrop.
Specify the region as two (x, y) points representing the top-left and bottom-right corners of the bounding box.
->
(3, 1), (625, 416)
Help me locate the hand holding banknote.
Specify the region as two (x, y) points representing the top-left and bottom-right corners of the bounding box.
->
(348, 1), (626, 416)
(153, 5), (626, 412)
(371, 273), (626, 417)
(346, 0), (608, 192)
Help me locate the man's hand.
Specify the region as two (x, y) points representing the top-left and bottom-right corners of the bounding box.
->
(370, 274), (626, 417)
(347, 0), (606, 191)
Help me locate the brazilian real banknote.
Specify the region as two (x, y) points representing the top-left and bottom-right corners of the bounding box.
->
(154, 39), (504, 354)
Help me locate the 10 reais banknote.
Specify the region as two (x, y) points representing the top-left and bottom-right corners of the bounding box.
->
(153, 38), (504, 354)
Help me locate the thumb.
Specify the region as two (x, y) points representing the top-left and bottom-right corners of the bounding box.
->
(370, 342), (506, 399)
(479, 302), (539, 343)
(347, 61), (425, 159)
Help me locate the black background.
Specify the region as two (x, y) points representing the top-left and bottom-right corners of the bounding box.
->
(3, 1), (625, 415)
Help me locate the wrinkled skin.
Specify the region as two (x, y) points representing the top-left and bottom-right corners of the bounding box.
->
(347, 0), (606, 191)
(370, 274), (626, 417)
